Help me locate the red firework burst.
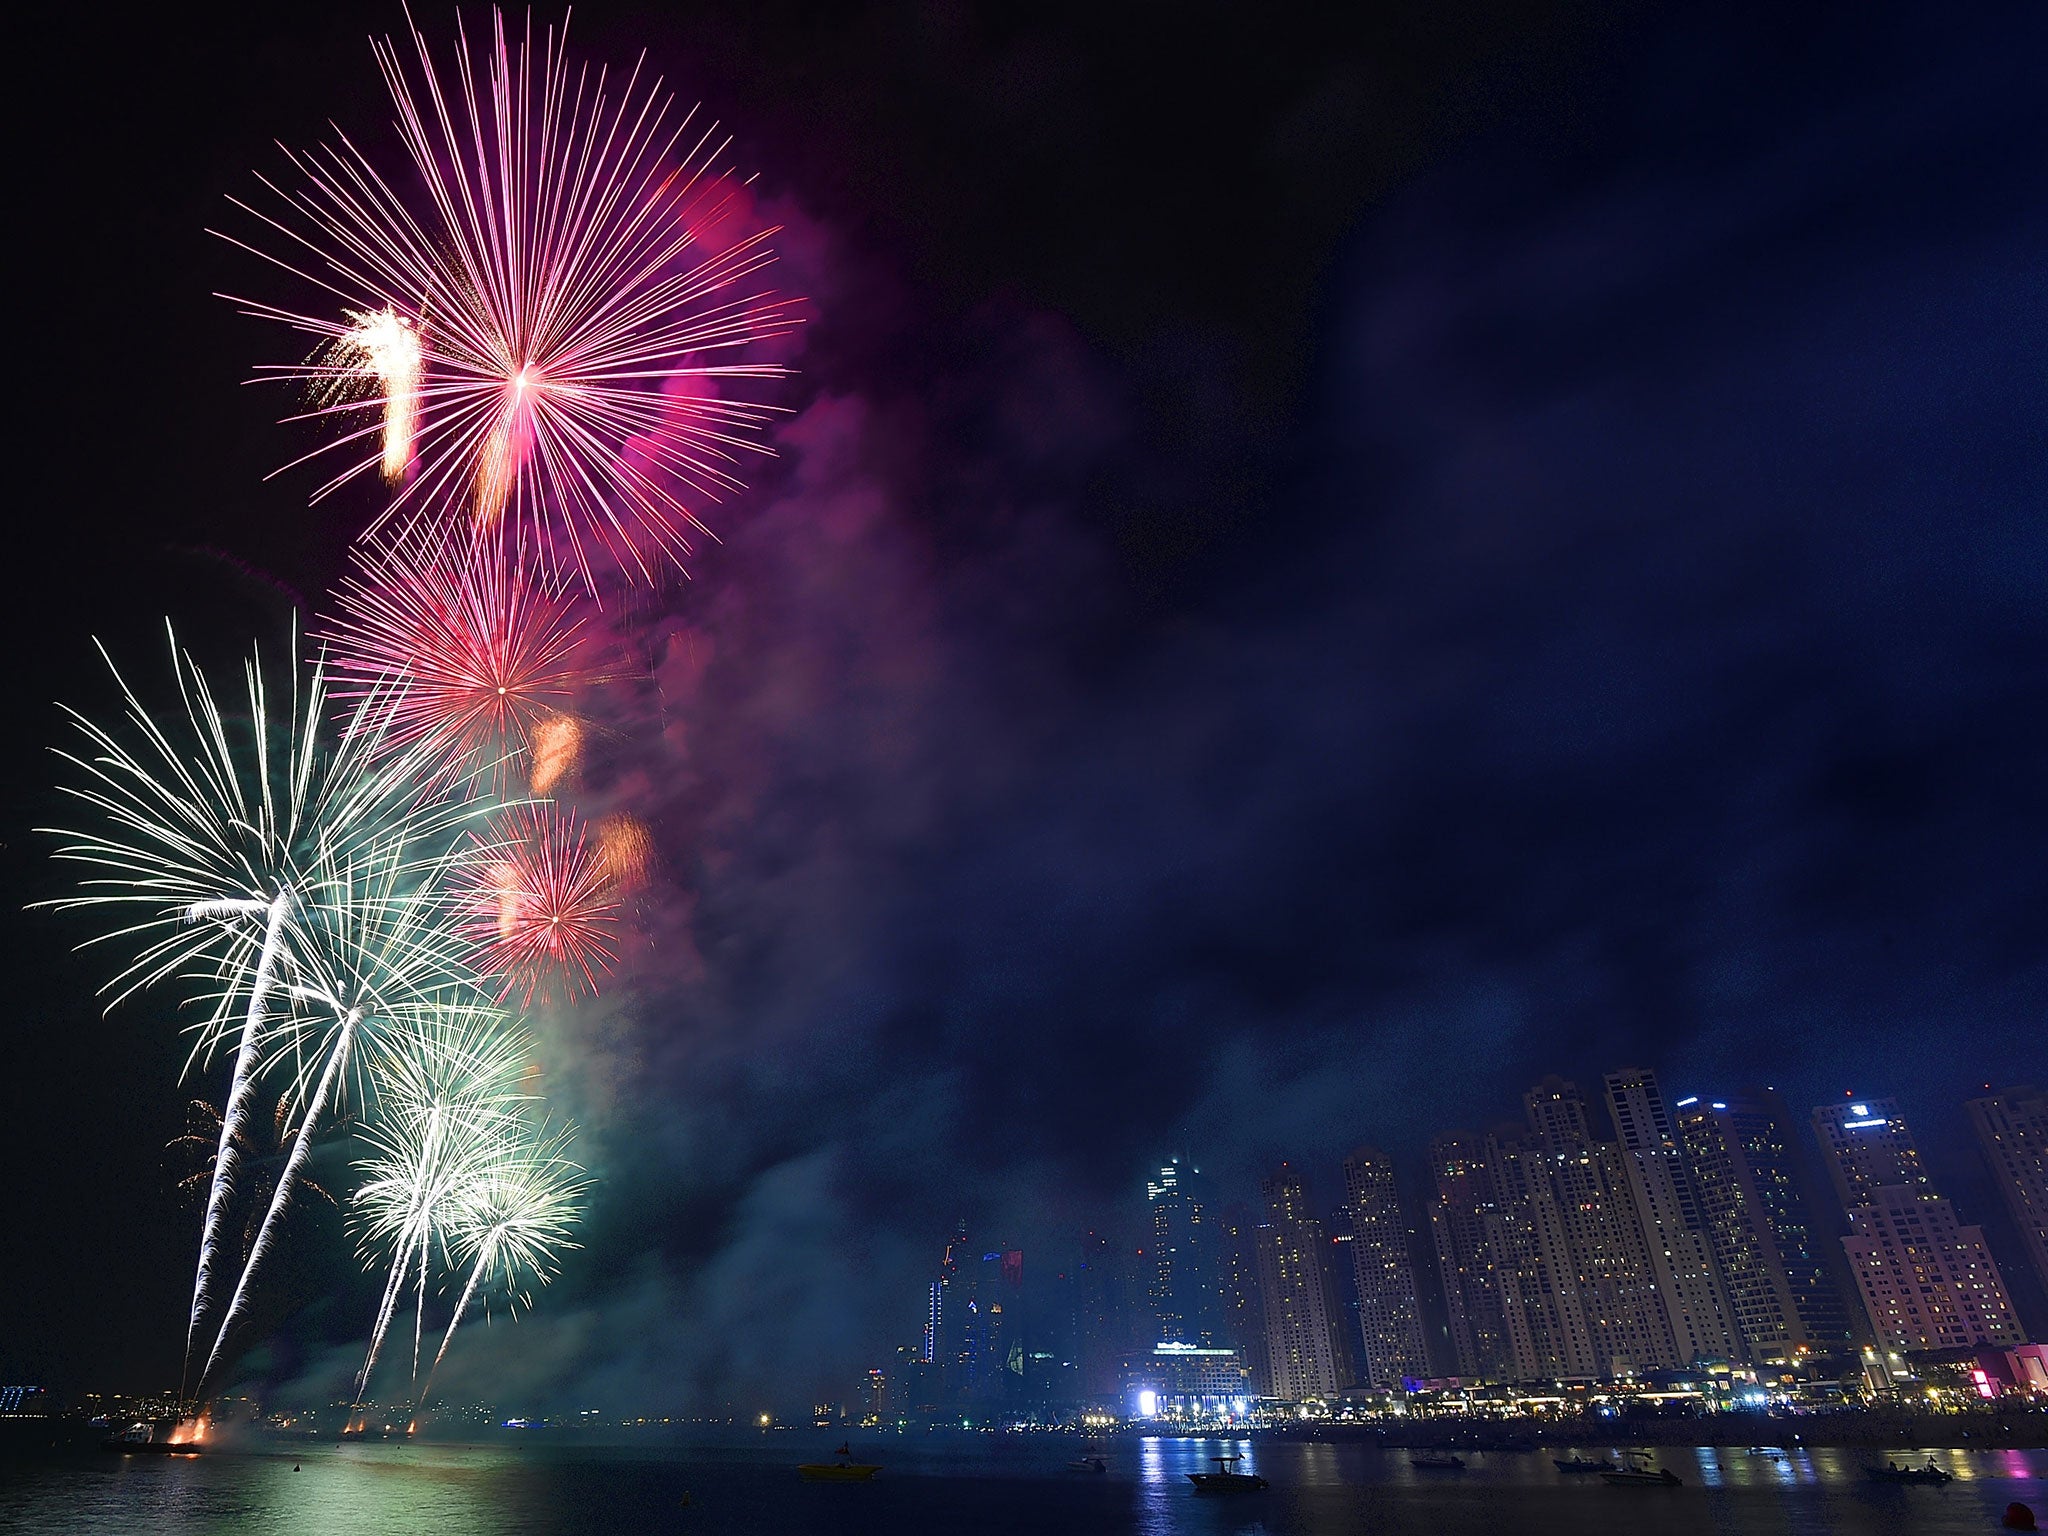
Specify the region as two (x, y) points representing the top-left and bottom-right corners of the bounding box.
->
(320, 529), (596, 783)
(463, 803), (620, 1002)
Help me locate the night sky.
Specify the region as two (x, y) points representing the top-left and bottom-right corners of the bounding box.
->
(4, 0), (2044, 1410)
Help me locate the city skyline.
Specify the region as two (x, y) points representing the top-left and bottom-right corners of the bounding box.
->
(874, 1069), (2048, 1424)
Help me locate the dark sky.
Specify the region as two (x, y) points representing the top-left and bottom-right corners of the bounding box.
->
(4, 0), (2044, 1409)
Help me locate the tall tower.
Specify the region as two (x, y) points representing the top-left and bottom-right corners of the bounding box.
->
(1673, 1094), (1855, 1362)
(1810, 1096), (1928, 1208)
(1604, 1067), (1743, 1363)
(1528, 1077), (1677, 1373)
(1145, 1156), (1221, 1346)
(1218, 1204), (1272, 1396)
(1342, 1147), (1429, 1387)
(1425, 1133), (1513, 1380)
(1965, 1086), (2048, 1302)
(1256, 1166), (1346, 1403)
(1813, 1095), (2024, 1351)
(925, 1219), (967, 1378)
(1073, 1228), (1127, 1400)
(1485, 1129), (1598, 1379)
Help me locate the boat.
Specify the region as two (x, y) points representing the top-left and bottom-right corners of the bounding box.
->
(1066, 1455), (1107, 1473)
(1601, 1452), (1681, 1487)
(100, 1420), (204, 1456)
(1554, 1455), (1614, 1474)
(1865, 1461), (1953, 1486)
(1187, 1455), (1267, 1492)
(798, 1441), (881, 1481)
(1410, 1452), (1466, 1470)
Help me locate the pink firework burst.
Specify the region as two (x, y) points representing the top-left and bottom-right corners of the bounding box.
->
(217, 8), (802, 592)
(464, 803), (621, 1002)
(319, 528), (597, 784)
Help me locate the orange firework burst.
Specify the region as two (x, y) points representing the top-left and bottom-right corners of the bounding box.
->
(595, 814), (655, 893)
(527, 715), (583, 795)
(320, 530), (597, 784)
(463, 803), (620, 1002)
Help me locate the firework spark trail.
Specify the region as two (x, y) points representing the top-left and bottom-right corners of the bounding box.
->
(216, 7), (801, 594)
(175, 891), (288, 1397)
(41, 628), (457, 1393)
(463, 801), (620, 1001)
(416, 1118), (588, 1410)
(595, 813), (654, 892)
(350, 1006), (533, 1403)
(199, 834), (487, 1389)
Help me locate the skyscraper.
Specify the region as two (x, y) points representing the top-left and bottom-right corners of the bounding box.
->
(1966, 1086), (2048, 1303)
(1674, 1094), (1855, 1362)
(1604, 1067), (1743, 1364)
(1526, 1078), (1678, 1374)
(1218, 1204), (1272, 1396)
(1485, 1129), (1598, 1378)
(1426, 1133), (1513, 1380)
(1342, 1147), (1429, 1387)
(1073, 1228), (1128, 1400)
(1256, 1165), (1347, 1402)
(1145, 1157), (1221, 1346)
(1810, 1096), (1928, 1208)
(1813, 1096), (2025, 1352)
(924, 1220), (968, 1374)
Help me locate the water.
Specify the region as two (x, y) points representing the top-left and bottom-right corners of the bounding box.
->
(3, 1433), (2041, 1535)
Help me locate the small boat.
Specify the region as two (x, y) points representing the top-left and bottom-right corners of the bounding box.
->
(1554, 1455), (1614, 1474)
(1066, 1455), (1107, 1473)
(1188, 1455), (1267, 1492)
(100, 1420), (204, 1456)
(1411, 1452), (1465, 1470)
(1602, 1452), (1681, 1488)
(1865, 1462), (1953, 1486)
(798, 1442), (881, 1481)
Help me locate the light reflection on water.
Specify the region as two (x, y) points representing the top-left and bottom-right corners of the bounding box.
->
(2, 1435), (2042, 1536)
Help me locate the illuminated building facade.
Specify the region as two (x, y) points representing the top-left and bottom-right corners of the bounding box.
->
(1674, 1093), (1855, 1362)
(1485, 1129), (1599, 1378)
(1841, 1185), (2024, 1349)
(1811, 1096), (1928, 1208)
(1966, 1086), (2048, 1302)
(1604, 1067), (1743, 1364)
(1816, 1097), (2025, 1352)
(1256, 1166), (1348, 1402)
(1145, 1156), (1221, 1346)
(1517, 1077), (1678, 1374)
(1219, 1204), (1272, 1396)
(1342, 1147), (1430, 1387)
(1125, 1341), (1254, 1419)
(1426, 1134), (1514, 1380)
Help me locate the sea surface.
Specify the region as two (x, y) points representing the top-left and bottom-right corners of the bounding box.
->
(2, 1432), (2041, 1535)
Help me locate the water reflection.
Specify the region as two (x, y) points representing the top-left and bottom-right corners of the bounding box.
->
(4, 1437), (2044, 1536)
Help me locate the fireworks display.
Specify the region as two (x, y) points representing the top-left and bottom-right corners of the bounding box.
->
(218, 6), (801, 593)
(41, 633), (468, 1393)
(464, 802), (622, 1003)
(321, 529), (597, 786)
(40, 6), (790, 1415)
